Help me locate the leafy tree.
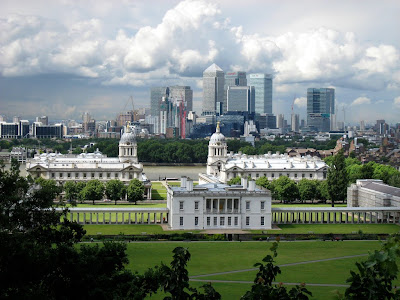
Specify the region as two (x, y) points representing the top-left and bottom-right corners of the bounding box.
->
(256, 176), (270, 189)
(345, 236), (400, 299)
(241, 242), (312, 299)
(316, 180), (329, 203)
(327, 150), (348, 207)
(127, 178), (145, 204)
(160, 247), (221, 300)
(347, 164), (363, 184)
(64, 181), (78, 203)
(76, 181), (87, 203)
(297, 179), (317, 203)
(360, 162), (374, 179)
(34, 177), (63, 202)
(105, 179), (126, 205)
(388, 173), (400, 188)
(72, 147), (83, 154)
(273, 176), (299, 203)
(239, 145), (257, 155)
(81, 179), (104, 205)
(227, 176), (241, 186)
(372, 163), (399, 184)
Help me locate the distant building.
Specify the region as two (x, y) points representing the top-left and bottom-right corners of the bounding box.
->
(227, 86), (255, 113)
(26, 125), (152, 198)
(277, 114), (284, 129)
(203, 124), (328, 183)
(169, 86), (193, 112)
(0, 120), (29, 139)
(257, 114), (276, 130)
(348, 179), (400, 207)
(291, 114), (299, 132)
(32, 122), (63, 139)
(307, 88), (335, 131)
(150, 87), (169, 117)
(223, 71), (247, 113)
(36, 116), (48, 125)
(248, 74), (273, 114)
(202, 63), (224, 116)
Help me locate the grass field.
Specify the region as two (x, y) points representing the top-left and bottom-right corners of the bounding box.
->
(120, 241), (383, 299)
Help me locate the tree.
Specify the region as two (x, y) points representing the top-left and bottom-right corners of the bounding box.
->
(273, 176), (299, 203)
(316, 180), (329, 203)
(297, 179), (317, 203)
(241, 242), (312, 299)
(34, 177), (63, 202)
(372, 163), (399, 184)
(76, 181), (87, 203)
(160, 247), (221, 300)
(127, 178), (144, 204)
(81, 179), (104, 205)
(345, 236), (400, 299)
(64, 181), (78, 203)
(256, 176), (270, 189)
(227, 176), (241, 186)
(105, 179), (126, 205)
(327, 150), (348, 207)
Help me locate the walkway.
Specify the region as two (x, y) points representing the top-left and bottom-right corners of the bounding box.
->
(189, 253), (368, 287)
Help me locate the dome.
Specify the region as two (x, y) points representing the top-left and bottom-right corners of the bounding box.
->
(210, 122), (225, 144)
(119, 126), (136, 145)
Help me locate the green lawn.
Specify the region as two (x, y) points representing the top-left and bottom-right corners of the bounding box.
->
(252, 224), (400, 234)
(121, 241), (382, 299)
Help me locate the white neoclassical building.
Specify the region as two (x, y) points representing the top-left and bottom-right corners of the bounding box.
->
(201, 123), (328, 184)
(167, 177), (271, 230)
(26, 125), (152, 198)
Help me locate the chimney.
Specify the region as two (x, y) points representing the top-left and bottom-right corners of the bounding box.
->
(241, 177), (248, 188)
(186, 179), (193, 191)
(180, 176), (187, 188)
(248, 180), (256, 191)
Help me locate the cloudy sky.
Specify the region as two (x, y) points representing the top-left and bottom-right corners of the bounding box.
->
(0, 0), (399, 124)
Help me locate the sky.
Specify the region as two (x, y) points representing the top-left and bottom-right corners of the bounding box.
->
(0, 0), (399, 124)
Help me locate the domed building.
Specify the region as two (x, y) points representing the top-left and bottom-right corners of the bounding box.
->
(26, 124), (151, 199)
(201, 124), (328, 184)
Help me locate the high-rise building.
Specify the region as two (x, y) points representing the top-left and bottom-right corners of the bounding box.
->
(360, 120), (365, 131)
(150, 87), (169, 117)
(169, 86), (193, 112)
(226, 86), (255, 113)
(202, 63), (224, 116)
(248, 74), (273, 114)
(277, 114), (284, 129)
(36, 116), (48, 125)
(223, 71), (247, 113)
(291, 114), (299, 132)
(307, 88), (335, 132)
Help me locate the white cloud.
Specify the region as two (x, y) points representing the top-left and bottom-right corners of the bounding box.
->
(351, 96), (371, 106)
(294, 97), (307, 108)
(394, 96), (400, 108)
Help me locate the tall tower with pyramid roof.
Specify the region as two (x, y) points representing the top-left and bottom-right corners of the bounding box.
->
(202, 63), (224, 116)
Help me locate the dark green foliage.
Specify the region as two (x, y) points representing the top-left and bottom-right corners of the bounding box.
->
(271, 176), (299, 203)
(227, 176), (241, 185)
(81, 179), (105, 204)
(127, 178), (145, 204)
(64, 181), (78, 203)
(345, 236), (400, 299)
(241, 242), (312, 300)
(327, 150), (348, 206)
(105, 179), (126, 204)
(255, 176), (270, 189)
(297, 179), (317, 203)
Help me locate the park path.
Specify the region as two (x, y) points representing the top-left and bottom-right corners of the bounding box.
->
(190, 279), (349, 288)
(189, 253), (368, 279)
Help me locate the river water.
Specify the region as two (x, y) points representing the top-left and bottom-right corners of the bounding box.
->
(11, 163), (206, 182)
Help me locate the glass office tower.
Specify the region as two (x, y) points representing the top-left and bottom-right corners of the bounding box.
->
(202, 63), (224, 116)
(248, 74), (273, 114)
(307, 88), (335, 131)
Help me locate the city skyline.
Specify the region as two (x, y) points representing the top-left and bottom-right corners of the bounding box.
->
(0, 0), (399, 122)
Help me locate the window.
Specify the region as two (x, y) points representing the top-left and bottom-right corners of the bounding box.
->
(256, 173), (259, 178)
(246, 216), (250, 226)
(91, 173), (95, 178)
(207, 217), (210, 226)
(129, 173), (133, 179)
(195, 217), (199, 226)
(309, 174), (313, 178)
(67, 173), (71, 178)
(279, 173), (282, 177)
(59, 173), (63, 178)
(195, 201), (199, 210)
(179, 201), (184, 210)
(246, 201), (250, 210)
(213, 217), (217, 226)
(234, 217), (238, 226)
(75, 173), (79, 178)
(115, 173), (118, 178)
(180, 217), (183, 226)
(261, 201), (265, 210)
(107, 173), (111, 178)
(220, 217), (225, 226)
(206, 199), (211, 210)
(294, 173), (298, 178)
(99, 173), (103, 178)
(272, 173), (275, 178)
(261, 216), (265, 226)
(51, 173), (55, 178)
(83, 173), (87, 178)
(323, 172), (327, 179)
(302, 174), (305, 178)
(228, 217), (232, 226)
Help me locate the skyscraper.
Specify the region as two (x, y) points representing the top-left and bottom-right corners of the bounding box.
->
(202, 63), (224, 116)
(169, 86), (193, 112)
(307, 88), (335, 132)
(226, 86), (255, 113)
(248, 74), (273, 114)
(223, 71), (247, 113)
(150, 87), (169, 117)
(291, 114), (299, 132)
